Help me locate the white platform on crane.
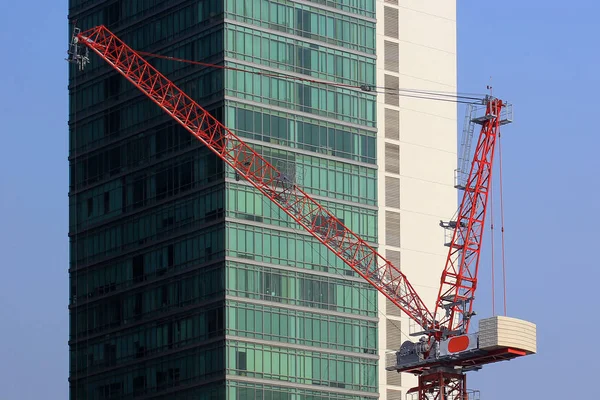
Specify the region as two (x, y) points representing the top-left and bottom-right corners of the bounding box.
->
(478, 316), (537, 355)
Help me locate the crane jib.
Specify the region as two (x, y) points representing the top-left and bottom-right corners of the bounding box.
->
(72, 24), (437, 330)
(69, 24), (509, 341)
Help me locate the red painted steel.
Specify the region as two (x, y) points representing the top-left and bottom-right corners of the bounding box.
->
(398, 347), (526, 375)
(74, 24), (514, 400)
(447, 335), (470, 353)
(408, 371), (467, 400)
(75, 25), (435, 329)
(434, 99), (503, 337)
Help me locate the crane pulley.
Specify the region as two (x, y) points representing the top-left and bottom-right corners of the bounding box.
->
(68, 24), (534, 400)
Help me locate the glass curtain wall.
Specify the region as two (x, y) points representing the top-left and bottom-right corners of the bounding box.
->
(68, 0), (378, 398)
(223, 0), (378, 398)
(68, 1), (227, 398)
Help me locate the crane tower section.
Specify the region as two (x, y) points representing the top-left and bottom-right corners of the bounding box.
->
(435, 100), (514, 338)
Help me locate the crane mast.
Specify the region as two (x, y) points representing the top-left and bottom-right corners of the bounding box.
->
(68, 25), (534, 400)
(69, 24), (435, 328)
(435, 99), (505, 338)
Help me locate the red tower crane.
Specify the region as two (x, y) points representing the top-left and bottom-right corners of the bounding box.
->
(68, 25), (535, 400)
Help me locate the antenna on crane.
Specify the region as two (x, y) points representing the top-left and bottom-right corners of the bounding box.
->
(66, 25), (89, 71)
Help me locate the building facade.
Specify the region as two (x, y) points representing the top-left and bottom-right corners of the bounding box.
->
(375, 1), (457, 399)
(68, 0), (380, 399)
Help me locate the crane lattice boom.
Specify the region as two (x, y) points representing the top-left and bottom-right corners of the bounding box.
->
(69, 23), (533, 400)
(435, 100), (504, 337)
(73, 25), (435, 330)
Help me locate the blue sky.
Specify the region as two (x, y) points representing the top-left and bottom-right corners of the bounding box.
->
(460, 1), (599, 398)
(0, 1), (596, 399)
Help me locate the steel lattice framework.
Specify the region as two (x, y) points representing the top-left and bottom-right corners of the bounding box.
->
(72, 25), (508, 400)
(75, 24), (435, 329)
(408, 371), (467, 400)
(434, 100), (502, 337)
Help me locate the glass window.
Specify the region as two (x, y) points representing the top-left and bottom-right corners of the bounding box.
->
(70, 266), (224, 337)
(70, 181), (225, 264)
(226, 260), (377, 317)
(71, 344), (225, 397)
(226, 340), (377, 392)
(225, 26), (376, 92)
(72, 303), (225, 372)
(224, 142), (377, 205)
(225, 0), (375, 54)
(225, 63), (376, 128)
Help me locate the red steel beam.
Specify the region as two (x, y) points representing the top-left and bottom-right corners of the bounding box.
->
(434, 99), (503, 336)
(75, 25), (435, 330)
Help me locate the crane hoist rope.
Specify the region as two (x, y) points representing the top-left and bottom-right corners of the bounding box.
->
(133, 49), (487, 103)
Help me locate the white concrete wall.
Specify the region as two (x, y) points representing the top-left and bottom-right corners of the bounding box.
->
(375, 1), (457, 398)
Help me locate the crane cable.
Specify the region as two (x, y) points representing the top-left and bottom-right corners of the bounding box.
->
(132, 49), (501, 321)
(489, 132), (508, 317)
(135, 50), (486, 104)
(490, 172), (496, 316)
(498, 132), (508, 316)
(135, 48), (508, 321)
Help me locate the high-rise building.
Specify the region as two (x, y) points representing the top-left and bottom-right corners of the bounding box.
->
(375, 1), (457, 399)
(68, 1), (380, 399)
